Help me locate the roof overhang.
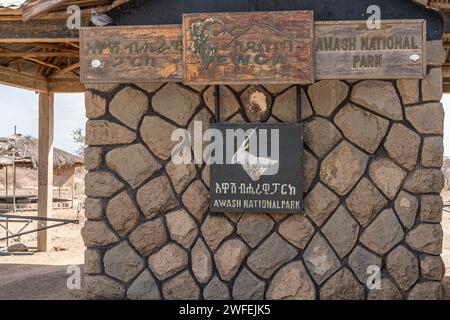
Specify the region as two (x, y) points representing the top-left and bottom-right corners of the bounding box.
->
(0, 0), (129, 92)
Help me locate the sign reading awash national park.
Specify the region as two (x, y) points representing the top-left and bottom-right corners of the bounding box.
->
(315, 20), (427, 79)
(80, 25), (183, 83)
(183, 11), (314, 84)
(210, 123), (303, 214)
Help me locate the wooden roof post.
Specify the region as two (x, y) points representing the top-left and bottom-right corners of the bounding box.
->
(37, 92), (54, 252)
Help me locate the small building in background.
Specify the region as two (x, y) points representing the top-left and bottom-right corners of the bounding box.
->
(0, 134), (84, 209)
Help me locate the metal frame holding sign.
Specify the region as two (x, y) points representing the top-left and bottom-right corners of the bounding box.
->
(210, 85), (304, 214)
(210, 122), (304, 214)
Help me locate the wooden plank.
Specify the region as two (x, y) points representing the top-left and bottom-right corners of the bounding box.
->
(22, 0), (72, 22)
(0, 12), (78, 22)
(37, 92), (54, 252)
(51, 62), (80, 77)
(80, 25), (183, 83)
(183, 11), (314, 85)
(0, 19), (85, 42)
(0, 47), (70, 71)
(443, 83), (450, 93)
(21, 57), (61, 70)
(48, 79), (85, 92)
(17, 42), (78, 50)
(0, 66), (48, 91)
(0, 65), (84, 92)
(1, 0), (128, 21)
(0, 51), (78, 58)
(315, 20), (427, 80)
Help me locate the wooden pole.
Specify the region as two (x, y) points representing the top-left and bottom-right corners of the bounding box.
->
(12, 126), (16, 214)
(37, 92), (54, 252)
(5, 166), (8, 197)
(12, 158), (16, 213)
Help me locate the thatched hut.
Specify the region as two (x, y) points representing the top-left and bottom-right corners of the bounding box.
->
(0, 134), (83, 192)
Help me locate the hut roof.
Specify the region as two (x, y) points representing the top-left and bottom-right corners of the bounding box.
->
(0, 134), (83, 169)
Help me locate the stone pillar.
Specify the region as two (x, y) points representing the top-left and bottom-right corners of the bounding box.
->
(82, 42), (445, 299)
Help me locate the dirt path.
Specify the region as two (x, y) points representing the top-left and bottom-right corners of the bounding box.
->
(0, 209), (85, 300)
(0, 264), (83, 300)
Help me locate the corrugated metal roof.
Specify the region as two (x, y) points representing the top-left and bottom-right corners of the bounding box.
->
(0, 0), (26, 9)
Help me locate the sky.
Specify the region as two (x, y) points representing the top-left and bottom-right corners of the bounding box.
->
(0, 84), (86, 154)
(0, 84), (450, 156)
(444, 95), (450, 158)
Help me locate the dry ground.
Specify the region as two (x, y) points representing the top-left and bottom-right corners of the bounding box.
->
(0, 208), (85, 300)
(439, 190), (450, 299)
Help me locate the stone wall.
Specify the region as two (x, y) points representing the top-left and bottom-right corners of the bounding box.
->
(82, 41), (446, 300)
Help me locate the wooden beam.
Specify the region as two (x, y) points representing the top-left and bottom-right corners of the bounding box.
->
(430, 2), (450, 10)
(99, 0), (130, 12)
(0, 46), (66, 70)
(0, 19), (84, 43)
(48, 78), (85, 92)
(43, 56), (59, 77)
(22, 0), (73, 22)
(0, 65), (48, 91)
(0, 51), (78, 58)
(25, 57), (62, 70)
(65, 42), (80, 49)
(37, 92), (54, 252)
(1, 46), (40, 67)
(31, 43), (78, 50)
(0, 9), (90, 21)
(21, 0), (123, 21)
(0, 65), (84, 92)
(7, 57), (61, 71)
(0, 8), (22, 16)
(51, 62), (80, 77)
(0, 0), (128, 21)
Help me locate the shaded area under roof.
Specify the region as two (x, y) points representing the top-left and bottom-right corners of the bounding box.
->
(0, 0), (127, 93)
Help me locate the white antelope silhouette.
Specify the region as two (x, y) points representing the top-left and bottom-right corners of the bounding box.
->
(231, 129), (279, 182)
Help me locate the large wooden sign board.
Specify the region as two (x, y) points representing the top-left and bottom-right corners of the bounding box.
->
(210, 123), (303, 214)
(80, 25), (183, 83)
(183, 11), (314, 85)
(315, 20), (426, 79)
(79, 18), (426, 83)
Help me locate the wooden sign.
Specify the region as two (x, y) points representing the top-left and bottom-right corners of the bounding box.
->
(315, 20), (426, 79)
(210, 123), (303, 214)
(80, 25), (183, 83)
(183, 11), (314, 85)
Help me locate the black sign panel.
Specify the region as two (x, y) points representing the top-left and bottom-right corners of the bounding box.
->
(210, 123), (303, 213)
